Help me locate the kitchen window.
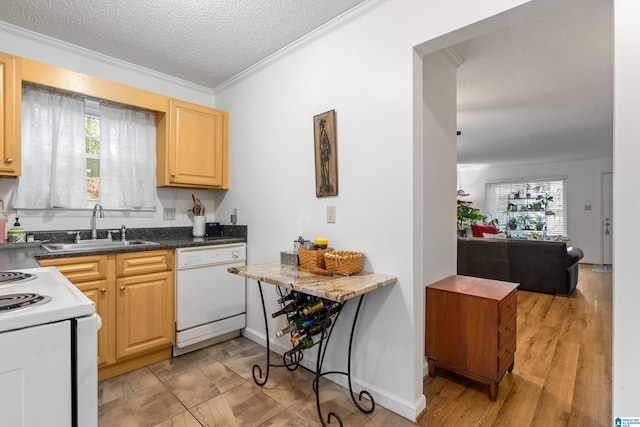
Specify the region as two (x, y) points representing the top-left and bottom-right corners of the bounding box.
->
(15, 83), (157, 210)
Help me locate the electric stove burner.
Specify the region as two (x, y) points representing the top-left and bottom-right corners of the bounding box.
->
(0, 271), (37, 286)
(0, 293), (52, 313)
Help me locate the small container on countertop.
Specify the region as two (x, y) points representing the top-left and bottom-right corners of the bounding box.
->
(314, 238), (328, 250)
(7, 217), (26, 243)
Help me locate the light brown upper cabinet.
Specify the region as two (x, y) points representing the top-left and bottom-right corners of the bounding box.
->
(157, 99), (229, 189)
(0, 52), (21, 177)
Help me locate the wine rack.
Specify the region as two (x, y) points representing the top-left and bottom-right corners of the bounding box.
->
(228, 262), (397, 427)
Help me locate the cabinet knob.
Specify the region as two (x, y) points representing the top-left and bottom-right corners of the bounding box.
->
(100, 288), (107, 293)
(170, 172), (176, 178)
(5, 157), (13, 164)
(120, 286), (126, 291)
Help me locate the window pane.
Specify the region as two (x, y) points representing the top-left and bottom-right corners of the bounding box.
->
(86, 159), (100, 200)
(86, 117), (100, 155)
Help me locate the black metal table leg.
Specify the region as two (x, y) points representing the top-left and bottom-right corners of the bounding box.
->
(346, 295), (375, 413)
(252, 281), (271, 385)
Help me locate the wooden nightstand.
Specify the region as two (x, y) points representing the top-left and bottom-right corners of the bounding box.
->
(425, 275), (518, 400)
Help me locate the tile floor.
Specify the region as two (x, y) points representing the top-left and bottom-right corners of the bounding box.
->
(98, 336), (416, 426)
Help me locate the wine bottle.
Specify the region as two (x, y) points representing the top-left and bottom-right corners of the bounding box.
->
(276, 322), (299, 338)
(271, 299), (303, 318)
(290, 317), (332, 343)
(286, 336), (316, 355)
(302, 299), (324, 315)
(306, 317), (332, 336)
(276, 292), (298, 305)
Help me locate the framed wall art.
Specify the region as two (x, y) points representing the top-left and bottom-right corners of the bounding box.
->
(313, 109), (338, 197)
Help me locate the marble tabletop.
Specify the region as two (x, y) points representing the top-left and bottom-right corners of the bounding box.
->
(228, 262), (397, 303)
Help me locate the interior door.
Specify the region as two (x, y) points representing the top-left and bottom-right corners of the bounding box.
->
(602, 172), (613, 265)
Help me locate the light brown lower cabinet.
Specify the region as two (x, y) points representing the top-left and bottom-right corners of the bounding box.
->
(40, 249), (175, 381)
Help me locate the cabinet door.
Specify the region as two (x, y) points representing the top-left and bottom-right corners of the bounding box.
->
(116, 271), (174, 360)
(164, 99), (228, 188)
(0, 52), (21, 177)
(75, 279), (110, 367)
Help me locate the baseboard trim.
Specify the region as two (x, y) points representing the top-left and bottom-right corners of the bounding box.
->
(242, 327), (426, 421)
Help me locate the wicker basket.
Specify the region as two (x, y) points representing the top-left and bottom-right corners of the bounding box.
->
(324, 251), (365, 276)
(298, 248), (333, 271)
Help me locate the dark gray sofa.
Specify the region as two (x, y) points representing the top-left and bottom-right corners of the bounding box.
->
(457, 238), (584, 295)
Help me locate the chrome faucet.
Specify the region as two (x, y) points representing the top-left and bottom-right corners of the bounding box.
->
(91, 203), (104, 239)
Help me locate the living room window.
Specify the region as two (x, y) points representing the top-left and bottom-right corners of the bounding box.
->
(485, 178), (567, 237)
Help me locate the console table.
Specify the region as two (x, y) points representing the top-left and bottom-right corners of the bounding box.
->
(228, 262), (396, 427)
(425, 275), (518, 400)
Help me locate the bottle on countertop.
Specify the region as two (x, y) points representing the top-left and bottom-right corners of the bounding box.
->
(0, 200), (6, 243)
(7, 217), (25, 243)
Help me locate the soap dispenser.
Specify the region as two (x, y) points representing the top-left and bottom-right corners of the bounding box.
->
(8, 217), (25, 243)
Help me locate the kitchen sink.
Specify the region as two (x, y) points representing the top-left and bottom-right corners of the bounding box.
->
(41, 239), (160, 253)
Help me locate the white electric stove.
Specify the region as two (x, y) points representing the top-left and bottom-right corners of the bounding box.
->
(0, 266), (98, 427)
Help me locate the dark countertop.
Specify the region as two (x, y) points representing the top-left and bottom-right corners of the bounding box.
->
(0, 225), (247, 270)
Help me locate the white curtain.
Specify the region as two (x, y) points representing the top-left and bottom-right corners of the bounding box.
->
(15, 84), (87, 208)
(100, 104), (157, 209)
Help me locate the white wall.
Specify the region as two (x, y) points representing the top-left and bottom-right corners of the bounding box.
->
(212, 0), (566, 420)
(0, 24), (221, 232)
(613, 0), (640, 417)
(458, 156), (613, 264)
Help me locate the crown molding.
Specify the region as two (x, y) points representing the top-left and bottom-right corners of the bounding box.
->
(0, 21), (214, 96)
(213, 0), (390, 93)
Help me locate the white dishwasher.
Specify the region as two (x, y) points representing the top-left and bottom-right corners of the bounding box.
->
(174, 243), (246, 356)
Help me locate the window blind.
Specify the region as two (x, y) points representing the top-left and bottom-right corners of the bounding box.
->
(485, 178), (567, 237)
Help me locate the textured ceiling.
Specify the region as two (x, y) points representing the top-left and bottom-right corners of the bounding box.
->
(455, 0), (613, 166)
(0, 0), (613, 166)
(0, 0), (367, 88)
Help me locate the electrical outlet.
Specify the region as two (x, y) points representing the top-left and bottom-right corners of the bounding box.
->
(327, 206), (336, 223)
(163, 208), (176, 221)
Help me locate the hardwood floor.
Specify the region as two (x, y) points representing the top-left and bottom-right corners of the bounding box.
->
(418, 264), (612, 427)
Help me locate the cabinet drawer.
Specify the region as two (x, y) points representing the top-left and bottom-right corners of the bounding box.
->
(498, 335), (516, 375)
(498, 314), (517, 350)
(117, 250), (174, 277)
(499, 292), (517, 325)
(39, 255), (108, 283)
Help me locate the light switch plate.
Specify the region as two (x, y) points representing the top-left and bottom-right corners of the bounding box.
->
(327, 206), (336, 223)
(163, 208), (176, 221)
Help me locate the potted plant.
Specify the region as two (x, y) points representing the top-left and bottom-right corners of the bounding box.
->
(517, 215), (532, 230)
(457, 199), (484, 235)
(532, 215), (545, 231)
(508, 218), (518, 230)
(536, 194), (554, 214)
